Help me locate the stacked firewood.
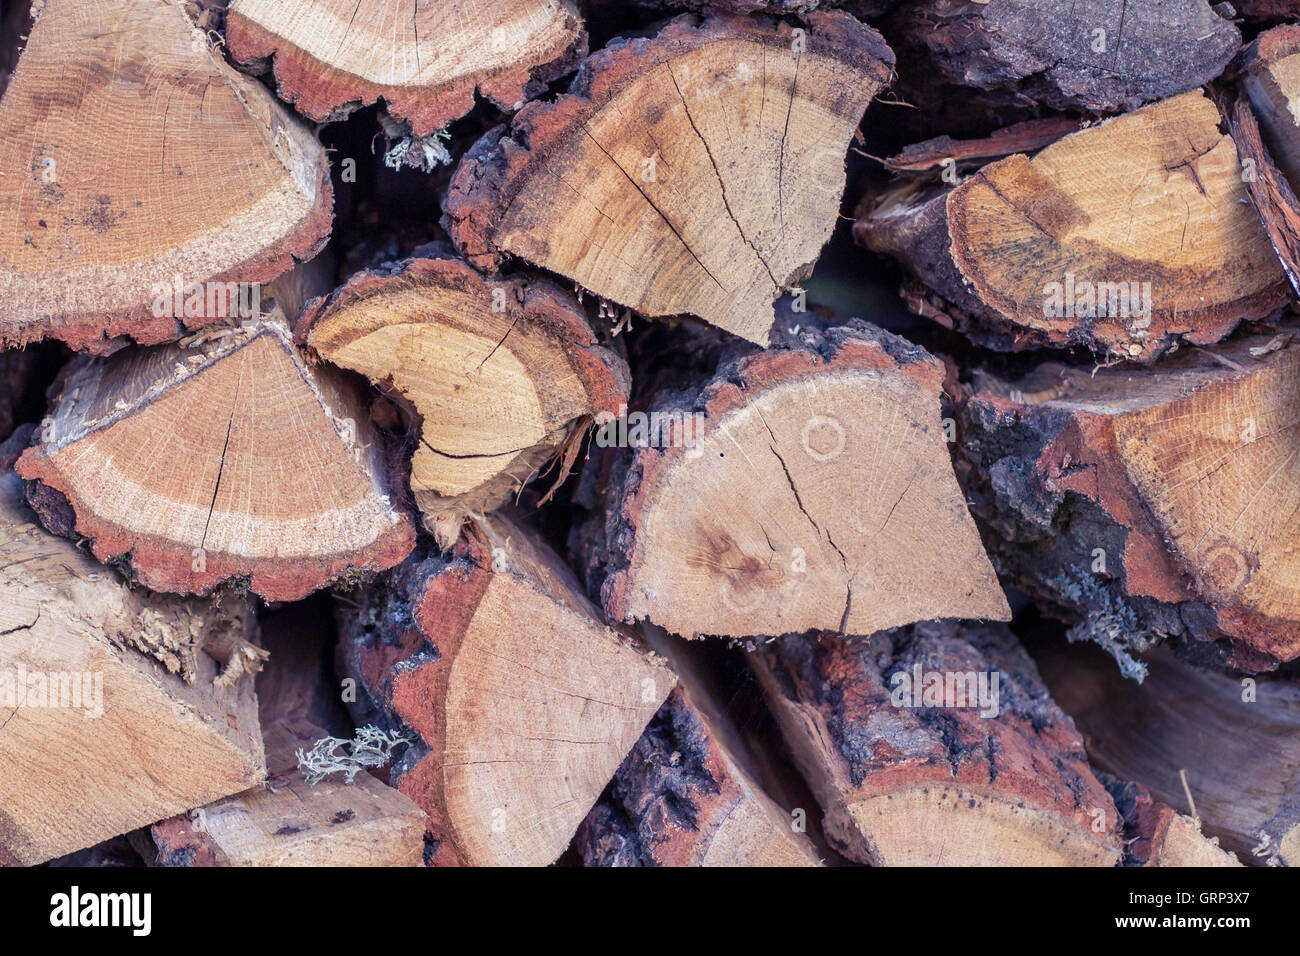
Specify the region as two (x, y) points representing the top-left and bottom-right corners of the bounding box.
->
(1, 0), (1297, 867)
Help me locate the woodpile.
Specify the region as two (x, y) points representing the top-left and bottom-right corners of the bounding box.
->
(1, 0), (1296, 870)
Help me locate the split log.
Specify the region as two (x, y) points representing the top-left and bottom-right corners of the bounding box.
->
(884, 0), (1240, 114)
(1237, 26), (1300, 295)
(752, 621), (1125, 866)
(146, 717), (427, 866)
(593, 320), (1009, 640)
(1037, 640), (1300, 865)
(16, 317), (416, 602)
(1241, 26), (1300, 193)
(1104, 777), (1240, 867)
(0, 0), (333, 352)
(859, 92), (1287, 362)
(956, 327), (1300, 672)
(338, 513), (674, 866)
(577, 629), (822, 866)
(302, 254), (628, 549)
(0, 445), (264, 866)
(225, 0), (586, 136)
(446, 12), (895, 346)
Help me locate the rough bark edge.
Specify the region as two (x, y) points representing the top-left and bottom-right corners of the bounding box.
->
(754, 622), (1124, 865)
(883, 0), (1240, 114)
(955, 353), (1300, 673)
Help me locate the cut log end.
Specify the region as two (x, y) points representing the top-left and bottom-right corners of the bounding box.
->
(0, 0), (334, 352)
(303, 255), (627, 549)
(339, 514), (674, 866)
(445, 11), (895, 345)
(0, 464), (264, 865)
(960, 327), (1300, 670)
(226, 0), (587, 136)
(600, 321), (1009, 639)
(16, 318), (415, 602)
(862, 91), (1288, 362)
(754, 622), (1124, 866)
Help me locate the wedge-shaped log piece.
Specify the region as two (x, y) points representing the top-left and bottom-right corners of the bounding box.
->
(0, 462), (264, 866)
(303, 255), (627, 549)
(339, 514), (674, 866)
(16, 319), (415, 601)
(0, 0), (333, 352)
(1243, 26), (1300, 195)
(957, 328), (1300, 671)
(1038, 641), (1300, 865)
(446, 12), (894, 346)
(1104, 778), (1240, 867)
(944, 92), (1286, 361)
(578, 630), (821, 866)
(1238, 26), (1300, 295)
(753, 622), (1124, 866)
(147, 717), (427, 866)
(600, 321), (1009, 639)
(226, 0), (586, 135)
(885, 0), (1239, 113)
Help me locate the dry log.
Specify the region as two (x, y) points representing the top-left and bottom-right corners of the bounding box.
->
(16, 317), (415, 602)
(577, 629), (822, 866)
(446, 11), (894, 346)
(752, 621), (1125, 866)
(956, 327), (1300, 672)
(225, 0), (586, 136)
(0, 0), (333, 352)
(1104, 777), (1240, 867)
(1036, 640), (1300, 865)
(1237, 26), (1300, 295)
(302, 254), (628, 549)
(859, 92), (1287, 362)
(593, 320), (1009, 639)
(1229, 95), (1300, 298)
(884, 0), (1240, 114)
(0, 443), (264, 866)
(146, 716), (427, 866)
(338, 513), (674, 866)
